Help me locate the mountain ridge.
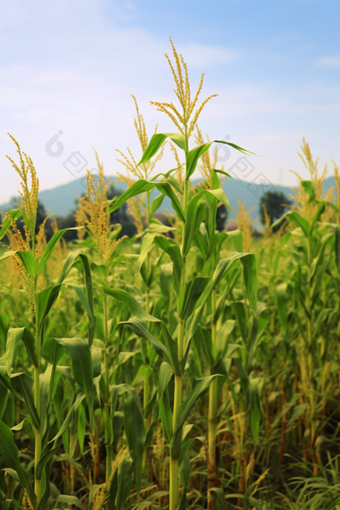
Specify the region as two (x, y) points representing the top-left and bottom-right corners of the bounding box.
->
(1, 175), (336, 228)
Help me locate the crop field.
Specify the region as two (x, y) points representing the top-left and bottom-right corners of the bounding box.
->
(1, 41), (340, 510)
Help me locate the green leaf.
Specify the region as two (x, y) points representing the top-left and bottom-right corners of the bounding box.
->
(204, 188), (233, 212)
(335, 226), (340, 276)
(311, 201), (326, 233)
(178, 276), (209, 320)
(249, 378), (262, 444)
(53, 338), (93, 426)
(0, 250), (16, 262)
(116, 351), (136, 369)
(301, 180), (315, 202)
(158, 396), (173, 442)
(124, 393), (145, 493)
(11, 374), (40, 430)
(41, 336), (64, 365)
(228, 229), (243, 252)
(287, 211), (311, 237)
(72, 285), (96, 346)
(39, 366), (53, 436)
(77, 403), (86, 456)
(276, 283), (289, 337)
(186, 140), (254, 179)
(119, 317), (170, 363)
(36, 284), (62, 329)
(158, 362), (173, 398)
(150, 194), (165, 216)
(110, 384), (146, 493)
(217, 320), (236, 359)
(154, 236), (182, 295)
(154, 182), (185, 221)
(37, 229), (66, 274)
(6, 327), (38, 374)
(0, 209), (22, 240)
(288, 404), (309, 425)
(185, 252), (255, 349)
(171, 375), (223, 460)
(241, 253), (257, 313)
(233, 302), (248, 342)
(56, 251), (79, 284)
(36, 446), (57, 480)
(0, 379), (8, 421)
(161, 323), (180, 376)
(103, 286), (160, 322)
(138, 133), (185, 166)
(78, 253), (95, 346)
(56, 495), (86, 510)
(51, 392), (85, 442)
(16, 251), (38, 279)
(137, 233), (157, 272)
(115, 454), (133, 510)
(183, 192), (206, 256)
(0, 421), (35, 507)
(194, 326), (214, 369)
(11, 418), (34, 439)
(108, 180), (154, 213)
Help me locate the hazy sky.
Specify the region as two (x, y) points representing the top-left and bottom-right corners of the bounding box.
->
(1, 0), (339, 204)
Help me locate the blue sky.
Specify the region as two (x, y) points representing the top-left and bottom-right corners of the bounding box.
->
(1, 0), (339, 204)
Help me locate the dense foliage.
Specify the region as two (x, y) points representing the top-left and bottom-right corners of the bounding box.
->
(1, 41), (340, 510)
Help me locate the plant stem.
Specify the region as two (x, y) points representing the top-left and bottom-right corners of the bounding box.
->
(143, 189), (152, 478)
(34, 284), (41, 504)
(208, 290), (218, 509)
(103, 293), (112, 484)
(170, 141), (189, 509)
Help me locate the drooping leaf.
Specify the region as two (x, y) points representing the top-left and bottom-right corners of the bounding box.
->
(150, 193), (165, 216)
(154, 236), (182, 295)
(56, 495), (86, 510)
(16, 251), (38, 279)
(37, 229), (66, 274)
(186, 140), (254, 180)
(36, 284), (62, 328)
(108, 180), (155, 213)
(138, 133), (185, 166)
(119, 317), (171, 364)
(0, 421), (35, 507)
(287, 211), (311, 237)
(50, 392), (85, 442)
(154, 182), (185, 221)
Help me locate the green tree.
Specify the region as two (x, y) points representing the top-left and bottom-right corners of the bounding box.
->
(36, 200), (47, 232)
(259, 190), (291, 226)
(216, 203), (228, 232)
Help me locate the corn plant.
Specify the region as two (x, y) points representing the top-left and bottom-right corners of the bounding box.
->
(1, 38), (340, 510)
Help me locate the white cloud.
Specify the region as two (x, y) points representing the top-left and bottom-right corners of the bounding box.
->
(177, 43), (238, 68)
(316, 56), (340, 68)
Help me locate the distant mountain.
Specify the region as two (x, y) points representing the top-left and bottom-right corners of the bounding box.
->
(1, 174), (336, 229)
